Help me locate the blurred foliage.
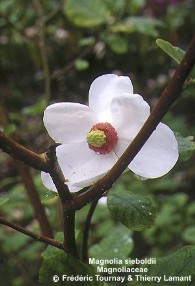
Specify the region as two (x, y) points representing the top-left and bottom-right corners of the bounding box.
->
(0, 0), (195, 285)
(89, 224), (134, 260)
(138, 246), (195, 286)
(40, 233), (104, 286)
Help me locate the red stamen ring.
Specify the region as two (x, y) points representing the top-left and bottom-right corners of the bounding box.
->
(87, 122), (118, 154)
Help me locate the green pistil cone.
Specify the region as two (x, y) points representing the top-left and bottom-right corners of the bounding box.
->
(86, 130), (106, 147)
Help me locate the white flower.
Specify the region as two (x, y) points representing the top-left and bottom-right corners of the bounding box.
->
(41, 74), (179, 192)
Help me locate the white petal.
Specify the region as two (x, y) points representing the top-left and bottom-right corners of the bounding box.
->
(56, 142), (118, 188)
(41, 172), (80, 193)
(89, 74), (133, 121)
(114, 138), (131, 158)
(43, 102), (98, 143)
(41, 172), (57, 192)
(98, 196), (107, 205)
(127, 123), (179, 178)
(110, 94), (150, 139)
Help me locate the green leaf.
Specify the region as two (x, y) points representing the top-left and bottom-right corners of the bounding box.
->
(2, 232), (31, 252)
(106, 34), (128, 54)
(128, 0), (146, 12)
(78, 37), (96, 47)
(39, 243), (103, 286)
(41, 192), (58, 206)
(64, 0), (110, 27)
(156, 39), (185, 64)
(41, 232), (64, 260)
(89, 224), (133, 261)
(0, 196), (10, 205)
(139, 246), (195, 285)
(107, 189), (156, 231)
(111, 17), (164, 37)
(0, 182), (33, 221)
(4, 123), (17, 135)
(187, 202), (195, 216)
(182, 226), (195, 243)
(0, 177), (18, 189)
(176, 132), (195, 161)
(75, 59), (89, 71)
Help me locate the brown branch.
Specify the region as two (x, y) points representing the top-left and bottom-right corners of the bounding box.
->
(46, 146), (78, 257)
(73, 35), (195, 210)
(0, 134), (78, 254)
(0, 130), (49, 172)
(0, 136), (78, 254)
(0, 216), (64, 250)
(49, 167), (77, 255)
(16, 161), (53, 238)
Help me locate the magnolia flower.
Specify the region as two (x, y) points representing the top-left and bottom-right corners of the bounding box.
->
(41, 74), (178, 192)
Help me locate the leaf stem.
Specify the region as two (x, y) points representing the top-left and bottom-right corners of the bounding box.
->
(51, 45), (95, 80)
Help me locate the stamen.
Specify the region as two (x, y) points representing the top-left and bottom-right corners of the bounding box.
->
(86, 130), (106, 147)
(86, 122), (118, 154)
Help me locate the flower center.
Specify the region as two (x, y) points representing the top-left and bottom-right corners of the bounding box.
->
(86, 130), (106, 147)
(86, 122), (118, 154)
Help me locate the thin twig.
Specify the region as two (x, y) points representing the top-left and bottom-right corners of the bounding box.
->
(43, 7), (61, 24)
(0, 14), (25, 37)
(16, 160), (53, 238)
(33, 0), (51, 104)
(0, 216), (64, 250)
(51, 45), (95, 80)
(39, 22), (51, 104)
(81, 198), (100, 262)
(0, 130), (49, 172)
(73, 35), (195, 210)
